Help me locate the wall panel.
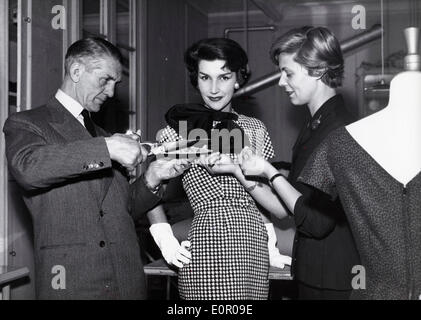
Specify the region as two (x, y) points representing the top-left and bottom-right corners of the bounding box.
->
(146, 0), (187, 140)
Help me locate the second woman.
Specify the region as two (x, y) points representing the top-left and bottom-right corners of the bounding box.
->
(147, 37), (290, 300)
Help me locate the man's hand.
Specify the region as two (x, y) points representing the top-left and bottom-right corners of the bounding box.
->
(144, 158), (192, 189)
(105, 134), (148, 171)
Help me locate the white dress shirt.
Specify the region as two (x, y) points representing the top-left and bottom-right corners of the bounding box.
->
(55, 89), (86, 127)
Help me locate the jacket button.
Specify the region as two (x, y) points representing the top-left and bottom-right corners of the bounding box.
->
(99, 241), (106, 248)
(100, 210), (105, 217)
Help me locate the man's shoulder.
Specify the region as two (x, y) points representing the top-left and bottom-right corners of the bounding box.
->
(6, 99), (58, 126)
(8, 105), (48, 120)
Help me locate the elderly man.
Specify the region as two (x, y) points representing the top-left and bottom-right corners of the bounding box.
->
(3, 37), (190, 300)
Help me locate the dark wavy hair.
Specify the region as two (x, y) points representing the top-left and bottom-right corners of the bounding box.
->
(184, 38), (251, 88)
(64, 37), (123, 75)
(270, 26), (344, 88)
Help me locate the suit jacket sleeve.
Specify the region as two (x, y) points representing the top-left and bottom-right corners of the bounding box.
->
(293, 187), (338, 239)
(129, 177), (162, 221)
(294, 132), (342, 239)
(4, 115), (112, 191)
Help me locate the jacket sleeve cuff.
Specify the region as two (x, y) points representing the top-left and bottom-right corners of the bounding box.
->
(129, 176), (163, 221)
(293, 195), (307, 227)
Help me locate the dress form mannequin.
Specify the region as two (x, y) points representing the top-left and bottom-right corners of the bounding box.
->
(347, 27), (421, 186)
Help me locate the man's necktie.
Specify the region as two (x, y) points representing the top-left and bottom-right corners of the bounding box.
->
(81, 109), (97, 137)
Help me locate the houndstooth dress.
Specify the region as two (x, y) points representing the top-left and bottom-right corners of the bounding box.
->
(158, 110), (275, 300)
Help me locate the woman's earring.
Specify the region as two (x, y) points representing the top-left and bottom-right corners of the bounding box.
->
(234, 83), (240, 90)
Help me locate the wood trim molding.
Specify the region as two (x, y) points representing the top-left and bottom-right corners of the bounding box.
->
(136, 0), (147, 134)
(100, 0), (117, 44)
(17, 0), (32, 112)
(0, 0), (10, 268)
(128, 0), (137, 131)
(63, 0), (82, 77)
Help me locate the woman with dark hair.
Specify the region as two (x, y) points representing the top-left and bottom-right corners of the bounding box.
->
(233, 26), (360, 299)
(147, 38), (291, 300)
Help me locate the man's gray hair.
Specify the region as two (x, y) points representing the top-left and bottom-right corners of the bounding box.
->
(64, 37), (123, 75)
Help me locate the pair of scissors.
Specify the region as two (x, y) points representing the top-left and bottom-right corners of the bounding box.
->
(127, 130), (211, 158)
(140, 139), (211, 157)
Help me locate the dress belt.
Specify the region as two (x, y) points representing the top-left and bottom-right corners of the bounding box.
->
(194, 198), (254, 212)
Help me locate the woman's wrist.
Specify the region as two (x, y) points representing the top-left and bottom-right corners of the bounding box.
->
(233, 166), (257, 191)
(243, 180), (258, 192)
(268, 171), (289, 190)
(265, 164), (279, 180)
(232, 164), (243, 179)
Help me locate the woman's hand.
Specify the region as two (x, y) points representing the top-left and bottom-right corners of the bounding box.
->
(239, 147), (269, 177)
(196, 152), (240, 176)
(149, 223), (192, 269)
(211, 153), (240, 175)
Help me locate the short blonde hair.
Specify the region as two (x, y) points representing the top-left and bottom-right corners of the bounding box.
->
(270, 26), (344, 88)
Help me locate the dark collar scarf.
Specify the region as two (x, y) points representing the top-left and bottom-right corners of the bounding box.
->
(165, 103), (250, 154)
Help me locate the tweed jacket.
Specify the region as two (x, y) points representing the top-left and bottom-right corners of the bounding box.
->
(3, 98), (161, 299)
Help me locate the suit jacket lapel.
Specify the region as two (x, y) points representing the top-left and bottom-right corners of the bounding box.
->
(46, 98), (91, 141)
(46, 98), (108, 206)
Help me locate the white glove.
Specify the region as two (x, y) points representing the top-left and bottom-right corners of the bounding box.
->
(265, 223), (292, 269)
(149, 223), (192, 268)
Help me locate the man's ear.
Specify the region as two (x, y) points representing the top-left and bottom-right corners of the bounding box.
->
(69, 63), (85, 83)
